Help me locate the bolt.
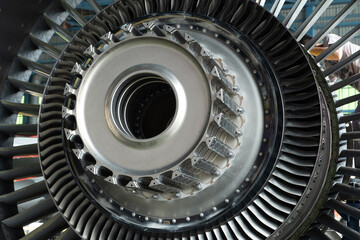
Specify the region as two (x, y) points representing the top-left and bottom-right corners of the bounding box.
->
(196, 184), (202, 190)
(259, 152), (263, 157)
(263, 138), (268, 143)
(265, 124), (270, 129)
(236, 130), (243, 137)
(237, 107), (245, 114)
(228, 152), (234, 158)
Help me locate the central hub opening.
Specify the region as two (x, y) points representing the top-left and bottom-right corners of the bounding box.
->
(111, 73), (176, 140)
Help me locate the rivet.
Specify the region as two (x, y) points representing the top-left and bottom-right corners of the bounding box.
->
(132, 213), (136, 217)
(153, 194), (159, 199)
(145, 217), (149, 221)
(189, 25), (193, 29)
(172, 219), (177, 223)
(223, 67), (229, 72)
(245, 178), (250, 182)
(120, 207), (124, 211)
(215, 33), (219, 37)
(212, 207), (217, 211)
(259, 82), (264, 87)
(226, 40), (230, 45)
(263, 96), (268, 100)
(236, 49), (240, 53)
(265, 124), (270, 129)
(158, 219), (163, 223)
(200, 213), (204, 217)
(236, 189), (240, 194)
(132, 190), (137, 194)
(225, 199), (230, 203)
(228, 152), (234, 158)
(202, 29), (207, 33)
(253, 70), (257, 74)
(245, 58), (250, 63)
(99, 190), (103, 194)
(176, 24), (180, 29)
(91, 179), (95, 183)
(265, 110), (270, 114)
(186, 217), (191, 222)
(259, 152), (263, 157)
(263, 138), (268, 143)
(196, 184), (202, 190)
(233, 85), (239, 92)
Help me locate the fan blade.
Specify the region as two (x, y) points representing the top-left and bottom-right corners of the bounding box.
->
(0, 124), (37, 136)
(19, 214), (68, 240)
(1, 101), (39, 117)
(2, 198), (56, 228)
(0, 162), (41, 181)
(0, 181), (47, 204)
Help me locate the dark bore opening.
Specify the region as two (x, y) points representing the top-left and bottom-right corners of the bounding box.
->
(113, 74), (176, 139)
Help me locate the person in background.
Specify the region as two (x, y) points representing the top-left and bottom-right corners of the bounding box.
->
(302, 34), (360, 239)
